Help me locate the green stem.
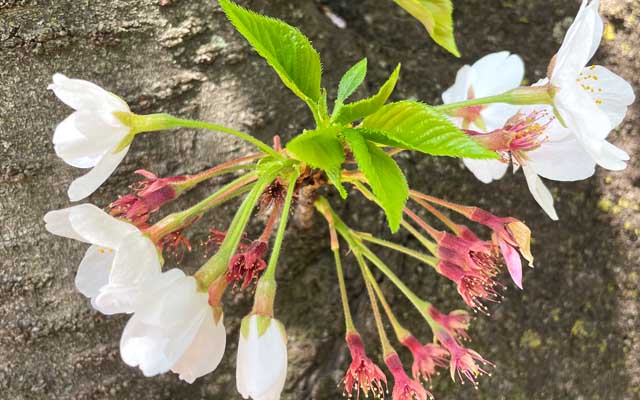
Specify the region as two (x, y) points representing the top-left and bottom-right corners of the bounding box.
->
(433, 86), (552, 113)
(333, 247), (357, 333)
(355, 252), (396, 357)
(360, 258), (410, 342)
(176, 153), (262, 193)
(400, 220), (438, 257)
(194, 171), (279, 290)
(262, 171), (300, 281)
(160, 115), (280, 158)
(354, 231), (438, 267)
(315, 197), (439, 329)
(146, 173), (257, 242)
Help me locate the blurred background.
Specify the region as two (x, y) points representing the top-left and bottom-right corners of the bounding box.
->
(1, 0), (638, 398)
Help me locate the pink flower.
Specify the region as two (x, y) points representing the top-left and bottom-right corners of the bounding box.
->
(342, 333), (387, 399)
(469, 209), (533, 289)
(109, 169), (186, 226)
(436, 332), (493, 387)
(436, 261), (502, 313)
(435, 228), (501, 278)
(227, 240), (268, 290)
(385, 353), (433, 400)
(427, 305), (471, 341)
(401, 335), (448, 384)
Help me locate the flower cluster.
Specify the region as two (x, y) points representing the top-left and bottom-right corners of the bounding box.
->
(443, 0), (634, 220)
(42, 1), (635, 399)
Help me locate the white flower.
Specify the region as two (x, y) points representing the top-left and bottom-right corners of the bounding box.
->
(442, 51), (525, 183)
(464, 106), (596, 220)
(48, 73), (132, 201)
(236, 315), (288, 400)
(120, 269), (226, 382)
(547, 0), (635, 170)
(43, 203), (161, 314)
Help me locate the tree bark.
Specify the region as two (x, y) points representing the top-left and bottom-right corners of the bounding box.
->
(1, 0), (638, 399)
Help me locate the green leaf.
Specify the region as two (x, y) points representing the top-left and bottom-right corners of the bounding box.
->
(337, 58), (368, 103)
(394, 0), (460, 57)
(332, 64), (401, 125)
(342, 129), (408, 232)
(362, 101), (498, 159)
(219, 0), (322, 105)
(286, 127), (347, 198)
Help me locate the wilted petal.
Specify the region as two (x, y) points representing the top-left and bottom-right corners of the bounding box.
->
(497, 238), (523, 289)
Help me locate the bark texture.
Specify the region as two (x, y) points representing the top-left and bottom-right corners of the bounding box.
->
(1, 0), (639, 399)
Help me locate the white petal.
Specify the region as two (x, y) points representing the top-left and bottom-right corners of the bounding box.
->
(108, 232), (161, 286)
(470, 51), (525, 98)
(120, 314), (174, 376)
(67, 203), (138, 248)
(526, 135), (596, 181)
(579, 65), (635, 128)
(237, 316), (287, 400)
(463, 158), (509, 184)
(53, 113), (110, 168)
(172, 312), (226, 383)
(74, 109), (130, 143)
(49, 73), (129, 112)
(442, 65), (473, 104)
(555, 83), (628, 170)
(43, 207), (89, 242)
(479, 103), (520, 131)
(552, 0), (603, 84)
(75, 244), (113, 298)
(522, 164), (558, 220)
(67, 145), (130, 201)
(120, 276), (209, 377)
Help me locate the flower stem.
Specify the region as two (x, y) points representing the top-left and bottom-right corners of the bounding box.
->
(176, 153), (262, 193)
(194, 171), (280, 290)
(262, 171), (300, 281)
(355, 252), (396, 357)
(146, 173), (257, 242)
(159, 115), (281, 158)
(410, 194), (461, 235)
(400, 220), (438, 257)
(353, 231), (438, 267)
(433, 86), (552, 113)
(318, 200), (357, 334)
(409, 191), (476, 217)
(360, 259), (411, 342)
(315, 197), (438, 329)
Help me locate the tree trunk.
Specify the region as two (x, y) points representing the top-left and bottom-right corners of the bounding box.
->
(1, 0), (638, 399)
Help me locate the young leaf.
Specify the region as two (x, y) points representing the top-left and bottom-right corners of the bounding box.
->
(286, 127), (347, 198)
(362, 101), (498, 159)
(337, 58), (368, 103)
(342, 129), (408, 232)
(393, 0), (460, 57)
(219, 0), (322, 106)
(332, 64), (401, 125)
